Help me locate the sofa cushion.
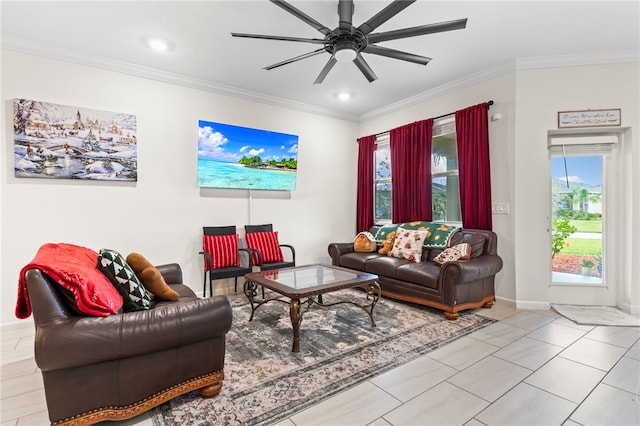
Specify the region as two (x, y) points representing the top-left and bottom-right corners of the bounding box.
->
(246, 231), (284, 264)
(364, 256), (410, 279)
(98, 248), (152, 312)
(396, 262), (441, 290)
(433, 243), (472, 265)
(339, 252), (380, 271)
(450, 232), (486, 258)
(389, 227), (429, 262)
(203, 234), (240, 269)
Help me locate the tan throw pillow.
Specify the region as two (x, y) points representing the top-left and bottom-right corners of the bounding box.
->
(433, 243), (472, 265)
(389, 227), (429, 262)
(126, 253), (179, 301)
(353, 232), (377, 253)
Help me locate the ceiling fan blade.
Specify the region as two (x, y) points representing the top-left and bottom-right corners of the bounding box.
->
(338, 0), (354, 32)
(367, 18), (468, 43)
(358, 0), (416, 36)
(313, 57), (337, 84)
(263, 48), (326, 70)
(353, 54), (378, 83)
(269, 0), (332, 36)
(231, 33), (326, 45)
(363, 45), (431, 65)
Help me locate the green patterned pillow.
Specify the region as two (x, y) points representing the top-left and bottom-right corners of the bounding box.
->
(374, 221), (459, 249)
(98, 248), (151, 312)
(373, 224), (400, 242)
(401, 221), (459, 249)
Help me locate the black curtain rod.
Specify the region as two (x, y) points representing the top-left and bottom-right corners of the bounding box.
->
(374, 100), (494, 138)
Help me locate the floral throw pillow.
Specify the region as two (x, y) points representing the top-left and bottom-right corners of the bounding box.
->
(389, 227), (429, 263)
(433, 243), (472, 265)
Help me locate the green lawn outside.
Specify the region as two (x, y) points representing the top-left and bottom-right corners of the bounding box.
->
(561, 238), (602, 255)
(569, 220), (602, 233)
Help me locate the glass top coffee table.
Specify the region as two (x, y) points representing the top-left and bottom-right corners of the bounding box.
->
(243, 264), (380, 353)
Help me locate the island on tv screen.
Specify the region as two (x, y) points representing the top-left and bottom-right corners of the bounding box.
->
(197, 120), (299, 191)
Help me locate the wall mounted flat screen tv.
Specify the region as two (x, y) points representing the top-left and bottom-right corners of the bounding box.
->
(197, 120), (298, 191)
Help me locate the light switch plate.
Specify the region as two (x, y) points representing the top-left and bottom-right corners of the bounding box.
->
(492, 202), (510, 214)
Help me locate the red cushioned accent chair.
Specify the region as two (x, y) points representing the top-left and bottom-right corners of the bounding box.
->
(244, 224), (296, 271)
(201, 226), (253, 295)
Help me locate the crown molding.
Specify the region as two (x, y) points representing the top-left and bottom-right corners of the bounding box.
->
(1, 36), (360, 123)
(358, 50), (638, 121)
(516, 50), (639, 70)
(3, 36), (636, 124)
(359, 60), (517, 121)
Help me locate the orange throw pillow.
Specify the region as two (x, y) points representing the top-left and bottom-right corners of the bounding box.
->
(126, 253), (179, 301)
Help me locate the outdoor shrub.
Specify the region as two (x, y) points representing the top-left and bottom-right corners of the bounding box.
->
(581, 259), (594, 268)
(551, 217), (577, 258)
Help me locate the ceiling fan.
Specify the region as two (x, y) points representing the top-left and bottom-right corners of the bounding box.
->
(231, 0), (467, 84)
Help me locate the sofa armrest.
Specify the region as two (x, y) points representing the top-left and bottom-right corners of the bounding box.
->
(156, 263), (183, 284)
(35, 295), (232, 371)
(440, 254), (503, 284)
(328, 243), (355, 264)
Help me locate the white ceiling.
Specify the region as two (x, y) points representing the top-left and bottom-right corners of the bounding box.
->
(2, 1), (639, 121)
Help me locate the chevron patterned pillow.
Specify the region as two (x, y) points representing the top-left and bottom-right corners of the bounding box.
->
(98, 248), (152, 312)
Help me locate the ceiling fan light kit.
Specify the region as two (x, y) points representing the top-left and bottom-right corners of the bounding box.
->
(231, 0), (467, 84)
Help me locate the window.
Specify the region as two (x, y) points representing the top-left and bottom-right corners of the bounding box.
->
(432, 116), (461, 223)
(373, 115), (461, 224)
(374, 137), (391, 223)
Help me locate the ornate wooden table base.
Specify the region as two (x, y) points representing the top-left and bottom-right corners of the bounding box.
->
(243, 265), (380, 353)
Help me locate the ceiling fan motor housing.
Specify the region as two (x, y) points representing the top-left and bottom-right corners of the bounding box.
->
(328, 29), (367, 61)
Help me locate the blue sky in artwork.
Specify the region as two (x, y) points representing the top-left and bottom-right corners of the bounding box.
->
(198, 120), (298, 163)
(551, 156), (602, 186)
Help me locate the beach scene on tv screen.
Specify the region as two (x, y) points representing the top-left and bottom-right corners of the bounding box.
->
(197, 120), (298, 190)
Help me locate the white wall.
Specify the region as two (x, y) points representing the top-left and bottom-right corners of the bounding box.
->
(358, 73), (518, 303)
(2, 50), (638, 324)
(359, 62), (639, 313)
(1, 50), (360, 324)
(514, 62), (639, 312)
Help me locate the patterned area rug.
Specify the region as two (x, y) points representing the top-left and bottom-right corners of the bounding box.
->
(152, 290), (494, 426)
(552, 304), (640, 326)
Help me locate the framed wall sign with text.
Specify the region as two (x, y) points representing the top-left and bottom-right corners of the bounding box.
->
(558, 109), (621, 128)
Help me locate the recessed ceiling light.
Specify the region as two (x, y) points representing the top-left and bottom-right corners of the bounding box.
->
(337, 92), (352, 101)
(144, 37), (171, 52)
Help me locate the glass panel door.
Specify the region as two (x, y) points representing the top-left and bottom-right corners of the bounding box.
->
(551, 155), (603, 284)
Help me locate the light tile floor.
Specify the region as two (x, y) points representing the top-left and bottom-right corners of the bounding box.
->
(1, 301), (639, 426)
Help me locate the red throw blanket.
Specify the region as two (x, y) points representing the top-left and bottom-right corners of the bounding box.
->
(16, 243), (123, 319)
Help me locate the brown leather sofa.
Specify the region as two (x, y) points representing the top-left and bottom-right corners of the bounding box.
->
(25, 263), (232, 426)
(328, 227), (503, 320)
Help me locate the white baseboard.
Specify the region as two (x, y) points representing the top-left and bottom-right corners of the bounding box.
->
(618, 301), (640, 315)
(516, 300), (552, 311)
(495, 295), (517, 307)
(496, 295), (552, 311)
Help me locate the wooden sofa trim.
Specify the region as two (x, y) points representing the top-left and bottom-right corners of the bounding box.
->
(52, 370), (224, 426)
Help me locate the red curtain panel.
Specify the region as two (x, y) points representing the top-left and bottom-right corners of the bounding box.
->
(455, 103), (493, 230)
(390, 119), (433, 223)
(356, 135), (376, 232)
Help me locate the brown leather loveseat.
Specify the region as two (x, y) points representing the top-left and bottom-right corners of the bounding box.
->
(328, 227), (503, 320)
(24, 262), (232, 425)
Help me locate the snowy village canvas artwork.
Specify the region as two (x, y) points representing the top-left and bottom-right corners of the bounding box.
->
(13, 98), (137, 181)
